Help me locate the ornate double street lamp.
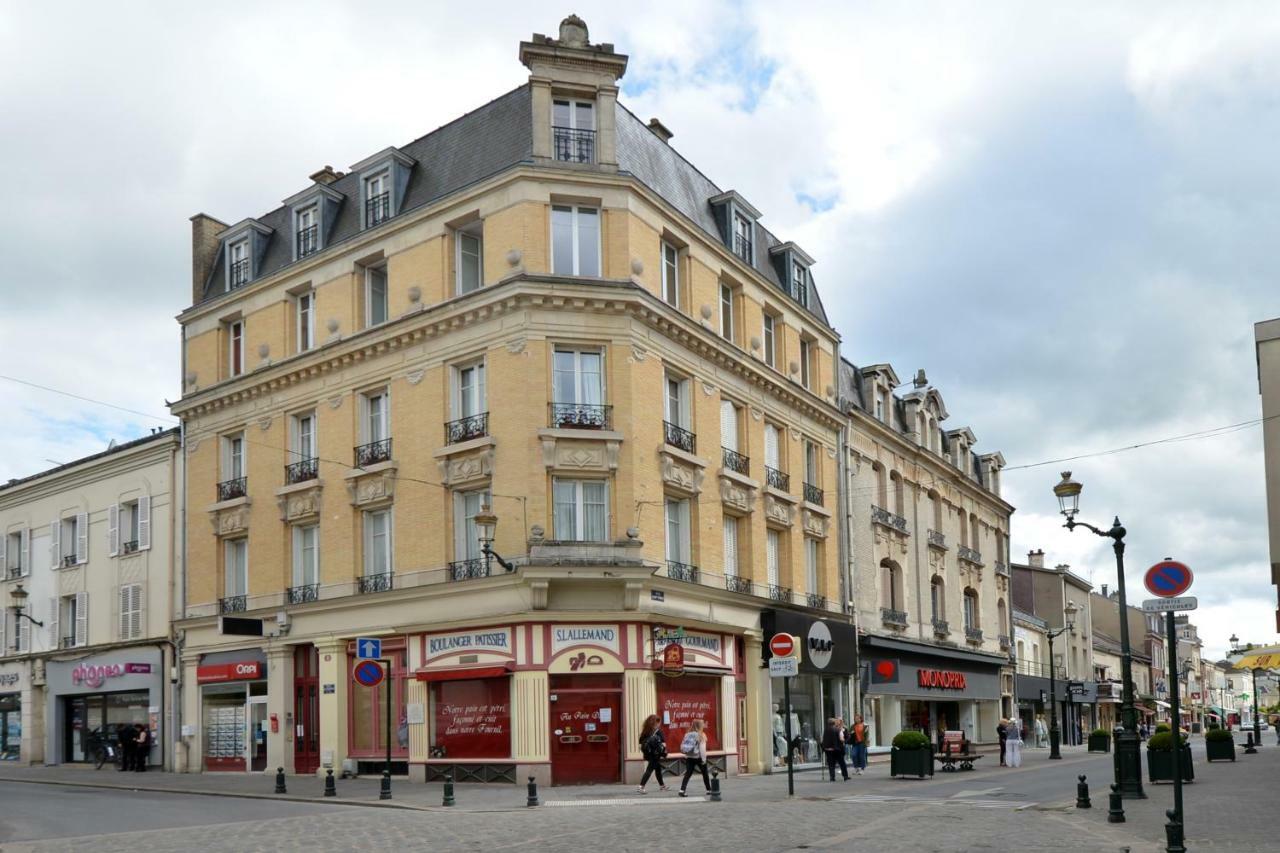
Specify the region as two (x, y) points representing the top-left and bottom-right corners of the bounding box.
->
(1045, 604), (1076, 759)
(1053, 472), (1145, 799)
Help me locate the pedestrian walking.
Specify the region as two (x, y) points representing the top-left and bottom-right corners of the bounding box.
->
(822, 717), (849, 781)
(637, 714), (670, 794)
(1005, 717), (1023, 768)
(1035, 715), (1048, 749)
(134, 723), (150, 772)
(997, 719), (1008, 766)
(847, 714), (869, 775)
(677, 719), (710, 797)
(1272, 715), (1280, 746)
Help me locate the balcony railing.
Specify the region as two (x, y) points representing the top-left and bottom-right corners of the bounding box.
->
(965, 627), (984, 644)
(61, 554), (78, 568)
(932, 618), (949, 636)
(219, 595), (247, 614)
(354, 438), (393, 468)
(999, 634), (1011, 651)
(121, 540), (139, 555)
(667, 560), (700, 584)
(358, 573), (393, 594)
(871, 506), (908, 534)
(287, 584), (319, 605)
(768, 584), (792, 603)
(663, 421), (697, 454)
(806, 593), (828, 610)
(365, 191), (391, 227)
(725, 574), (753, 595)
(444, 412), (489, 445)
(61, 635), (77, 649)
(5, 565), (21, 580)
(1015, 659), (1067, 679)
(217, 476), (247, 502)
(803, 483), (823, 505)
(765, 466), (790, 491)
(449, 558), (489, 581)
(548, 402), (612, 430)
(553, 126), (595, 163)
(229, 258), (251, 289)
(297, 224), (319, 258)
(927, 529), (947, 549)
(994, 561), (1009, 577)
(958, 546), (983, 565)
(881, 607), (908, 628)
(721, 447), (749, 476)
(733, 232), (753, 262)
(284, 457), (319, 485)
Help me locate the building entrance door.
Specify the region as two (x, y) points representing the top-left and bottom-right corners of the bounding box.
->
(548, 675), (621, 785)
(293, 645), (320, 775)
(247, 697), (268, 772)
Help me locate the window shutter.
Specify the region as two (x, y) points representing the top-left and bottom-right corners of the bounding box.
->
(0, 534), (6, 573)
(50, 521), (60, 569)
(766, 530), (780, 586)
(132, 584), (145, 639)
(722, 517), (737, 577)
(17, 612), (29, 653)
(76, 512), (88, 563)
(720, 401), (737, 452)
(108, 504), (120, 557)
(74, 592), (88, 646)
(48, 597), (59, 648)
(137, 496), (151, 551)
(20, 529), (29, 576)
(0, 607), (6, 655)
(765, 424), (779, 469)
(119, 585), (130, 639)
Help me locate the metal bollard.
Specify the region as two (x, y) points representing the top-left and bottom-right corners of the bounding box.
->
(442, 773), (456, 807)
(1245, 733), (1257, 754)
(1075, 774), (1091, 809)
(380, 769), (392, 801)
(526, 775), (540, 808)
(1164, 808), (1186, 853)
(709, 769), (722, 802)
(275, 766), (287, 795)
(323, 768), (337, 797)
(1107, 783), (1125, 823)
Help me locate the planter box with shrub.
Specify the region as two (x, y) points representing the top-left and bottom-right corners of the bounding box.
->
(1087, 729), (1110, 753)
(890, 731), (934, 779)
(1205, 727), (1235, 762)
(1147, 731), (1194, 783)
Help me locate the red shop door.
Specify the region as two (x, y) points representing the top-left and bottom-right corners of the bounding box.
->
(549, 677), (621, 785)
(294, 645), (320, 775)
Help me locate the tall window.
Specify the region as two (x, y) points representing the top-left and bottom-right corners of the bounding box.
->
(551, 205), (600, 276)
(224, 538), (247, 598)
(664, 371), (691, 430)
(732, 213), (753, 262)
(881, 560), (900, 610)
(455, 361), (486, 419)
(224, 433), (245, 480)
(292, 412), (316, 462)
(963, 588), (979, 630)
(58, 515), (85, 566)
(766, 529), (781, 587)
(293, 524), (319, 588)
(363, 510), (392, 576)
(552, 348), (604, 406)
(229, 240), (250, 289)
(365, 265), (388, 327)
(227, 320), (244, 377)
(719, 283), (735, 342)
(804, 440), (819, 487)
(805, 538), (819, 596)
(720, 400), (740, 453)
(554, 479), (608, 542)
(665, 497), (691, 563)
(661, 241), (680, 307)
(59, 594), (85, 648)
(792, 260), (808, 306)
(762, 313), (777, 368)
(296, 206), (318, 258)
(765, 423), (782, 472)
(552, 99), (595, 163)
(365, 172), (390, 227)
(931, 576), (944, 621)
(118, 583), (143, 641)
(454, 489), (491, 560)
(4, 529), (28, 577)
(296, 291), (315, 352)
(799, 338), (812, 388)
(456, 226), (483, 294)
(722, 516), (739, 577)
(363, 391), (390, 443)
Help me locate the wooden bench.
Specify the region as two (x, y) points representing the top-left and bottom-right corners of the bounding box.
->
(934, 730), (983, 772)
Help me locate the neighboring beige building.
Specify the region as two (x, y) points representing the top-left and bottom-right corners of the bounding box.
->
(1, 429), (181, 768)
(838, 362), (1013, 747)
(1257, 317), (1280, 633)
(1176, 615), (1205, 729)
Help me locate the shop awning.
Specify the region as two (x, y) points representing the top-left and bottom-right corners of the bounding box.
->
(1135, 704), (1156, 716)
(415, 663), (513, 683)
(1154, 700), (1171, 710)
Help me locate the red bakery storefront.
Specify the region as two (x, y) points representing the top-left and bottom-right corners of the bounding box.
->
(409, 622), (743, 786)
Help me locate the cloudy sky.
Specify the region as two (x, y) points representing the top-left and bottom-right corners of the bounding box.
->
(2, 1), (1277, 658)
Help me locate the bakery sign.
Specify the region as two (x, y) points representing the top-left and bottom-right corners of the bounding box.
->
(424, 627), (513, 663)
(653, 629), (724, 666)
(551, 625), (620, 656)
(918, 669), (968, 690)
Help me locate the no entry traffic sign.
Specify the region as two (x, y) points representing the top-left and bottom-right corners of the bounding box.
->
(769, 633), (796, 658)
(353, 659), (385, 688)
(1144, 560), (1193, 598)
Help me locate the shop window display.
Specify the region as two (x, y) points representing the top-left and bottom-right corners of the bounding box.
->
(656, 675), (720, 753)
(429, 678), (511, 759)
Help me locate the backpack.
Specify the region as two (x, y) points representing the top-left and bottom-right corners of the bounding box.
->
(643, 730), (667, 760)
(680, 731), (701, 757)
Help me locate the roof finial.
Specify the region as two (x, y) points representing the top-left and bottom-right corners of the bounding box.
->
(559, 14), (589, 48)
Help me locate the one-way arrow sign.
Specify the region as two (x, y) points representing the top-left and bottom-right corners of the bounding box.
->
(356, 637), (382, 660)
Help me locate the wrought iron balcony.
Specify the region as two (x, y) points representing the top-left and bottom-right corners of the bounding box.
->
(297, 224), (319, 258)
(994, 561), (1009, 577)
(229, 258), (251, 289)
(61, 635), (77, 649)
(958, 546), (983, 565)
(768, 584), (792, 603)
(725, 574), (753, 595)
(765, 466), (790, 491)
(803, 483), (824, 505)
(927, 529), (947, 549)
(732, 233), (753, 262)
(721, 447), (749, 476)
(881, 607), (908, 628)
(354, 438), (393, 468)
(548, 402), (611, 429)
(284, 457), (319, 485)
(663, 421), (697, 454)
(999, 634), (1011, 651)
(552, 126), (595, 163)
(287, 584), (319, 605)
(121, 540), (139, 555)
(5, 565), (21, 580)
(932, 618), (949, 636)
(806, 593), (828, 610)
(1015, 659), (1067, 679)
(448, 558), (488, 581)
(358, 573), (392, 594)
(871, 505), (908, 534)
(965, 627), (984, 644)
(61, 554), (78, 568)
(365, 191), (391, 227)
(217, 476), (247, 502)
(219, 595), (247, 614)
(444, 412), (489, 445)
(667, 560), (700, 584)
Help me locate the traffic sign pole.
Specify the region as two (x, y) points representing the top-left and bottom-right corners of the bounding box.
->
(1165, 610), (1185, 853)
(783, 674), (794, 798)
(383, 658), (392, 799)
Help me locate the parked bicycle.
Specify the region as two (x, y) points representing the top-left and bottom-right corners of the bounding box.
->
(86, 727), (123, 770)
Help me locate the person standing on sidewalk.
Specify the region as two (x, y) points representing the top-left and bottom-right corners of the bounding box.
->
(847, 714), (869, 775)
(996, 719), (1008, 766)
(133, 723), (150, 772)
(637, 714), (670, 794)
(677, 719), (710, 797)
(822, 717), (849, 781)
(116, 724), (134, 772)
(1005, 717), (1023, 768)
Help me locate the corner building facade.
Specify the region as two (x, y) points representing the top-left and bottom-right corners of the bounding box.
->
(173, 17), (846, 783)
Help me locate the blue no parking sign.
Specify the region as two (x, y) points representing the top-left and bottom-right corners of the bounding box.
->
(353, 659), (385, 688)
(1144, 559), (1193, 598)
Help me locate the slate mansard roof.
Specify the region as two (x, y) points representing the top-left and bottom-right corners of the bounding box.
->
(196, 86), (830, 328)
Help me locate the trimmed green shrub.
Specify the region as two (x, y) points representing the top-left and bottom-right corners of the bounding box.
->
(1155, 723), (1171, 733)
(1090, 728), (1110, 738)
(1205, 727), (1234, 743)
(1147, 731), (1188, 751)
(892, 730), (931, 751)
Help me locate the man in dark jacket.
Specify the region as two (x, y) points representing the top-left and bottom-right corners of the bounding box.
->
(134, 723), (150, 772)
(117, 724), (134, 771)
(997, 720), (1008, 766)
(822, 717), (849, 781)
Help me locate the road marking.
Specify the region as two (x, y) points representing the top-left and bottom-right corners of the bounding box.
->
(835, 794), (1036, 810)
(950, 787), (1004, 798)
(543, 797), (704, 807)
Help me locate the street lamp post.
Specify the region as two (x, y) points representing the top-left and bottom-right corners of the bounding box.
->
(1251, 668), (1263, 748)
(473, 505), (515, 575)
(1053, 472), (1145, 799)
(6, 584), (44, 650)
(1046, 611), (1075, 760)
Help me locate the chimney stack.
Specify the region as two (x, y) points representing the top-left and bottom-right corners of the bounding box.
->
(1027, 549), (1044, 568)
(190, 213), (228, 305)
(1055, 563), (1070, 573)
(309, 165), (344, 185)
(647, 118), (674, 143)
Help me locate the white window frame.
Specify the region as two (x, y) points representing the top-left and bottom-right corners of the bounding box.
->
(799, 338), (812, 389)
(762, 313), (777, 369)
(553, 479), (609, 542)
(224, 538), (248, 598)
(365, 265), (389, 327)
(722, 516), (739, 578)
(296, 290), (315, 352)
(362, 390), (390, 444)
(291, 411), (316, 462)
(454, 360), (487, 420)
(719, 283), (735, 342)
(292, 524), (319, 588)
(664, 370), (691, 430)
(931, 577), (944, 622)
(732, 212), (753, 263)
(720, 399), (740, 453)
(223, 432), (245, 480)
(228, 239), (250, 290)
(550, 205), (601, 277)
(551, 347), (605, 405)
(363, 509), (393, 577)
(764, 423), (782, 471)
(453, 489), (492, 561)
(365, 171), (390, 226)
(664, 497), (691, 564)
(964, 590), (979, 631)
(228, 319), (245, 376)
(456, 226), (484, 295)
(4, 529), (29, 577)
(296, 206), (318, 258)
(804, 440), (819, 487)
(792, 260), (808, 305)
(553, 99), (595, 131)
(766, 529), (780, 587)
(806, 537), (819, 596)
(661, 241), (680, 307)
(119, 583), (144, 641)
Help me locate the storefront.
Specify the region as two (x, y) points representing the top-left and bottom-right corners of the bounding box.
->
(196, 650), (267, 771)
(45, 648), (165, 767)
(346, 637), (409, 774)
(761, 609), (858, 770)
(0, 663), (24, 762)
(862, 635), (1004, 747)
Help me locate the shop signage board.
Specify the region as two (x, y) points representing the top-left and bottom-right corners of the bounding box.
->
(425, 627), (513, 662)
(660, 643), (685, 676)
(353, 660), (385, 688)
(356, 637), (382, 660)
(196, 661), (263, 684)
(1142, 597), (1197, 613)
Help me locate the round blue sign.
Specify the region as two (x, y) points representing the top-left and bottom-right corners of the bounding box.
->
(1144, 560), (1193, 598)
(353, 659), (384, 687)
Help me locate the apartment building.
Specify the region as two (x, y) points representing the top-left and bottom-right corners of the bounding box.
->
(1255, 317), (1280, 632)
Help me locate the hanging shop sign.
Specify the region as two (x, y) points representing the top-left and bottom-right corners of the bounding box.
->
(660, 643), (685, 676)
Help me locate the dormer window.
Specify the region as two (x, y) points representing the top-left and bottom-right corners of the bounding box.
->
(229, 240), (250, 289)
(456, 221), (484, 295)
(220, 219), (272, 292)
(284, 182), (342, 262)
(733, 213), (753, 263)
(365, 172), (391, 227)
(791, 260), (809, 308)
(296, 207), (318, 258)
(553, 99), (595, 163)
(351, 147), (414, 232)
